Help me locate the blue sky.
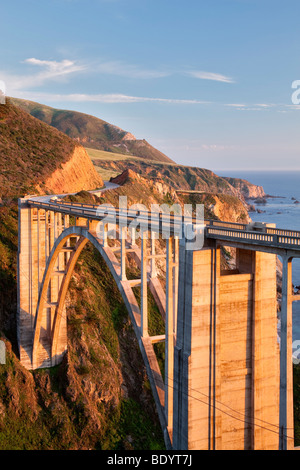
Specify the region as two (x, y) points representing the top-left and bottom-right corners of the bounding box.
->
(1, 0), (300, 172)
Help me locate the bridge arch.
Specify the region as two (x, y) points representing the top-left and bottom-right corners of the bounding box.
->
(30, 222), (170, 445)
(33, 224), (146, 366)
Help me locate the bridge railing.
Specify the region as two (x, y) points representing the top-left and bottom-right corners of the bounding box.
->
(206, 226), (300, 249)
(27, 198), (300, 250)
(266, 227), (300, 238)
(30, 198), (249, 228)
(27, 199), (197, 238)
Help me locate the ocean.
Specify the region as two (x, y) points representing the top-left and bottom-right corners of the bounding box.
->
(218, 170), (300, 342)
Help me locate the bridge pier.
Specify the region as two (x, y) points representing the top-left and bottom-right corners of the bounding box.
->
(279, 255), (294, 450)
(173, 243), (280, 450)
(18, 200), (70, 369)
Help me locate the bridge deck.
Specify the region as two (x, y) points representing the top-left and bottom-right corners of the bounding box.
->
(26, 197), (300, 255)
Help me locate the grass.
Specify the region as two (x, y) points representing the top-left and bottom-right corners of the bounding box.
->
(94, 167), (120, 180)
(86, 147), (177, 167)
(86, 148), (151, 180)
(101, 398), (165, 450)
(86, 147), (143, 162)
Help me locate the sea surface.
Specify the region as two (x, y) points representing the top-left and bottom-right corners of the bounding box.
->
(219, 170), (300, 342)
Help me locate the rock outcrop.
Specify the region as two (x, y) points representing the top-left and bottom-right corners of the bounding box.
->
(222, 176), (265, 199)
(37, 145), (103, 195)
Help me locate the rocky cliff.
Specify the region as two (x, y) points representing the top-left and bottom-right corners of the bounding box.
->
(109, 169), (251, 224)
(221, 176), (265, 199)
(94, 156), (265, 202)
(37, 145), (103, 195)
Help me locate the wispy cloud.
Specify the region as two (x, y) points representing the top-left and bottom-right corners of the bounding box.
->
(225, 103), (246, 108)
(24, 58), (85, 78)
(4, 56), (299, 113)
(283, 104), (300, 110)
(186, 70), (235, 83)
(95, 60), (170, 79)
(2, 58), (86, 92)
(226, 102), (300, 112)
(12, 90), (210, 105)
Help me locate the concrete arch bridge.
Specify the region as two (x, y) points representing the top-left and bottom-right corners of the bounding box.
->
(17, 196), (300, 450)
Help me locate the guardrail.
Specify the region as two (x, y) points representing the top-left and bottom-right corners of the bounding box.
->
(206, 226), (300, 249)
(29, 199), (248, 228)
(27, 198), (300, 251)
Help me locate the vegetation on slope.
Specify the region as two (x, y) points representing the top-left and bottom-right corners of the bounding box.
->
(0, 99), (78, 199)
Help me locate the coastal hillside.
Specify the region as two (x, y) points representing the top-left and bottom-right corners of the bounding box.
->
(10, 98), (265, 202)
(0, 99), (103, 199)
(11, 98), (174, 164)
(88, 148), (265, 201)
(97, 168), (251, 224)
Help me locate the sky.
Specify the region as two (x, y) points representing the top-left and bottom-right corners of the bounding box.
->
(1, 0), (300, 172)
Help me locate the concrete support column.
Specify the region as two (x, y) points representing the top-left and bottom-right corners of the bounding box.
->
(45, 211), (49, 261)
(64, 215), (71, 263)
(48, 212), (59, 348)
(250, 250), (280, 450)
(17, 199), (34, 369)
(173, 236), (179, 340)
(211, 246), (220, 450)
(49, 212), (55, 252)
(103, 223), (108, 247)
(37, 209), (40, 288)
(165, 236), (174, 438)
(120, 225), (127, 281)
(64, 214), (69, 230)
(130, 227), (136, 246)
(150, 235), (157, 278)
(279, 255), (294, 450)
(54, 212), (58, 241)
(141, 231), (148, 337)
(38, 209), (46, 290)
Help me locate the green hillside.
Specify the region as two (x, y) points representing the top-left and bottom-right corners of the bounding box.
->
(11, 98), (174, 164)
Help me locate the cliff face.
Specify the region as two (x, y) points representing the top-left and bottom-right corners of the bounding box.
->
(94, 156), (264, 202)
(221, 177), (265, 199)
(109, 170), (250, 224)
(37, 146), (103, 195)
(205, 194), (251, 223)
(176, 192), (251, 224)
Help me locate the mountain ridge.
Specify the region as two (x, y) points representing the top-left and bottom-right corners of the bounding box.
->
(10, 97), (174, 164)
